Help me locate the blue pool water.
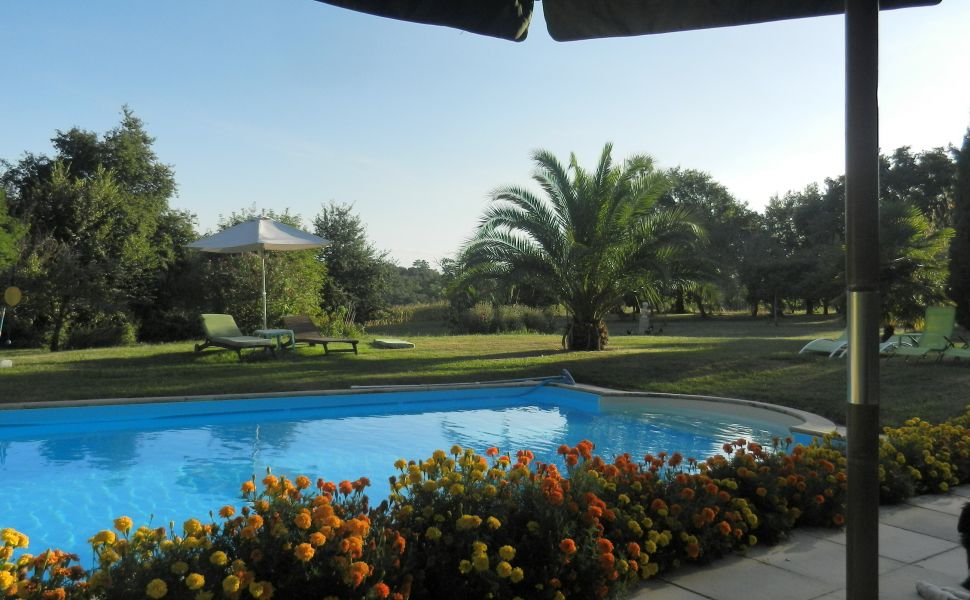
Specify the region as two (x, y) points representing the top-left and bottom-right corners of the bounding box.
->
(0, 386), (791, 558)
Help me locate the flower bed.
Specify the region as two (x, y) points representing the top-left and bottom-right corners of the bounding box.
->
(4, 409), (970, 600)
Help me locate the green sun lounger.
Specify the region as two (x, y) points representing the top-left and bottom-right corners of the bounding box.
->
(282, 315), (359, 355)
(799, 330), (848, 358)
(195, 313), (275, 358)
(886, 306), (956, 361)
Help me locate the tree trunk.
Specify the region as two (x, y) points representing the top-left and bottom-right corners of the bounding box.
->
(772, 292), (779, 326)
(673, 288), (686, 314)
(750, 302), (759, 317)
(567, 319), (608, 351)
(823, 301), (830, 315)
(692, 292), (708, 318)
(50, 297), (70, 352)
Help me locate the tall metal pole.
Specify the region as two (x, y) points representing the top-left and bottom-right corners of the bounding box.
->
(260, 248), (268, 330)
(845, 1), (881, 598)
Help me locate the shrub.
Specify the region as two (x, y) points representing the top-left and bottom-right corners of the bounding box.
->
(368, 302), (450, 328)
(65, 313), (137, 349)
(314, 308), (366, 339)
(451, 302), (558, 334)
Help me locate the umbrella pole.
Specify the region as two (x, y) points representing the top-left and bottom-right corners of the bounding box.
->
(260, 248), (268, 330)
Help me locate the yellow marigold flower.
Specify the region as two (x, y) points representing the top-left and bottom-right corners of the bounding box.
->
(195, 593), (213, 600)
(527, 521), (540, 534)
(171, 561), (189, 575)
(553, 593), (566, 600)
(160, 540), (175, 551)
(484, 484), (498, 497)
(100, 549), (120, 564)
(222, 575), (240, 593)
(185, 573), (205, 590)
(496, 561), (513, 578)
(183, 519), (203, 537)
(432, 450), (447, 461)
(499, 545), (516, 561)
(421, 480), (438, 493)
(450, 483), (465, 496)
(113, 516), (133, 534)
(0, 528), (19, 546)
(425, 527), (442, 541)
(394, 459), (407, 470)
(89, 530), (116, 546)
(146, 578), (168, 599)
(487, 516), (501, 530)
(459, 559), (473, 574)
(510, 567), (524, 583)
(293, 512), (312, 530)
(294, 543), (315, 562)
(450, 444), (463, 455)
(473, 553), (490, 572)
(472, 541), (488, 554)
(231, 559), (246, 571)
(456, 515), (482, 531)
(0, 572), (14, 592)
(249, 581), (267, 598)
(209, 551), (228, 566)
(182, 536), (200, 550)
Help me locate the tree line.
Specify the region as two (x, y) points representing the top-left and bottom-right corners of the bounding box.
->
(0, 109), (437, 350)
(1, 109), (968, 351)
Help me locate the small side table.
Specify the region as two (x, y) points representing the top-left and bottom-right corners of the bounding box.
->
(254, 329), (296, 351)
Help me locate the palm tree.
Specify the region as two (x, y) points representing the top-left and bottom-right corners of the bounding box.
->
(456, 144), (702, 350)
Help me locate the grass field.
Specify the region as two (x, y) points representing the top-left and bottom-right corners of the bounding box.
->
(2, 313), (969, 427)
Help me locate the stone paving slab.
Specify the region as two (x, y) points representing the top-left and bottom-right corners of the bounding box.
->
(746, 534), (904, 580)
(881, 505), (963, 544)
(916, 547), (967, 580)
(905, 494), (968, 517)
(876, 523), (958, 563)
(636, 555), (841, 600)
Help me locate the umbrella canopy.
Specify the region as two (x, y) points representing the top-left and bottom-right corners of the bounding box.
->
(316, 0), (939, 41)
(188, 217), (330, 329)
(188, 217), (329, 254)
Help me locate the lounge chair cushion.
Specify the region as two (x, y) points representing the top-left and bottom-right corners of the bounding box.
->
(199, 314), (274, 349)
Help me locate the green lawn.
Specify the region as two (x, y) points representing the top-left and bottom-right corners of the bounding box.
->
(2, 313), (969, 427)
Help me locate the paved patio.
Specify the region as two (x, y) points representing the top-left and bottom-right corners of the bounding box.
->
(634, 486), (970, 600)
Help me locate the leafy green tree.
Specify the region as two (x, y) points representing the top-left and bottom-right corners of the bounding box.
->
(0, 189), (24, 271)
(948, 127), (970, 328)
(456, 144), (701, 350)
(385, 260), (445, 306)
(660, 168), (758, 316)
(313, 202), (392, 323)
(879, 198), (953, 327)
(1, 108), (189, 348)
(882, 146), (957, 227)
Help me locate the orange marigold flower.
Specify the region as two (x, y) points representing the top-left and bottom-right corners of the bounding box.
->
(293, 512), (312, 530)
(559, 538), (577, 555)
(219, 505), (235, 519)
(372, 583), (391, 599)
(42, 589), (66, 600)
(309, 533), (327, 547)
(686, 542), (700, 559)
(833, 513), (845, 526)
(295, 476), (311, 489)
(262, 474), (279, 488)
(487, 447), (500, 456)
(596, 538), (614, 554)
(756, 487), (768, 497)
(294, 543), (315, 562)
(353, 478), (370, 492)
(247, 515), (264, 529)
(626, 542), (641, 558)
(241, 481), (256, 493)
(339, 481), (354, 495)
(815, 495), (826, 505)
(718, 521), (732, 535)
(680, 488), (695, 500)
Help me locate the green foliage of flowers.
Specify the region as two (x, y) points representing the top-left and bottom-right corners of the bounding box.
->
(9, 409), (970, 599)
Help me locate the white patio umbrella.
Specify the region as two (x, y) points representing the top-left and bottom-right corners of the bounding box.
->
(187, 217), (330, 330)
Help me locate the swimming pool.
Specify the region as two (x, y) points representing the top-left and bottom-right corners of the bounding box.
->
(0, 384), (824, 558)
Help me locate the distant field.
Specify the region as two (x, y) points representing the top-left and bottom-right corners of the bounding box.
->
(2, 312), (969, 427)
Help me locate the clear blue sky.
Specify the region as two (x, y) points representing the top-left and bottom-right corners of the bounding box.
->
(2, 1), (968, 267)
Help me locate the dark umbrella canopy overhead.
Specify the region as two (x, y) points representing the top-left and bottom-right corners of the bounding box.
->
(317, 0), (939, 41)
